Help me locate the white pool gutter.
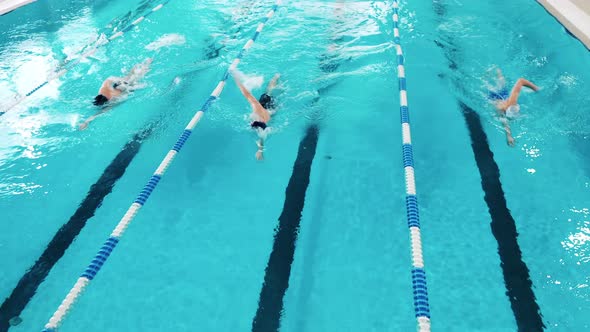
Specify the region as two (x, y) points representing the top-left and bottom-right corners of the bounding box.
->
(0, 0), (36, 16)
(537, 0), (590, 49)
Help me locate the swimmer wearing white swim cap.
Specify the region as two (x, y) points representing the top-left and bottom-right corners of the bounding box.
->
(488, 69), (539, 147)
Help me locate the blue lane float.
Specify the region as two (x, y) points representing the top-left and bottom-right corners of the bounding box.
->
(41, 1), (282, 331)
(0, 0), (172, 116)
(391, 1), (432, 331)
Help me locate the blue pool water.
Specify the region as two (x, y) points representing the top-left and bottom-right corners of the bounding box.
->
(0, 0), (588, 331)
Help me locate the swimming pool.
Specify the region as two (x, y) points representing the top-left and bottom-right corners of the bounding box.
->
(0, 0), (588, 331)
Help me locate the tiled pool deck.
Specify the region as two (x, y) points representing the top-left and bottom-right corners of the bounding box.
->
(538, 0), (590, 49)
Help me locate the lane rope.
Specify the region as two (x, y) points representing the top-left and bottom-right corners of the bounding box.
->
(0, 0), (172, 116)
(41, 1), (281, 331)
(391, 1), (432, 331)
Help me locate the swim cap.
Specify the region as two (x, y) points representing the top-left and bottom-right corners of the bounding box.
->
(505, 104), (520, 119)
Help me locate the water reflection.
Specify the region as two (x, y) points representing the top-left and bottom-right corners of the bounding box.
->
(0, 5), (99, 198)
(562, 207), (590, 265)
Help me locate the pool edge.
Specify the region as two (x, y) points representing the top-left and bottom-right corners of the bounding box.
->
(537, 0), (590, 50)
(0, 0), (36, 16)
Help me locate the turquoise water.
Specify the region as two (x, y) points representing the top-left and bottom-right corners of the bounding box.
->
(0, 0), (588, 331)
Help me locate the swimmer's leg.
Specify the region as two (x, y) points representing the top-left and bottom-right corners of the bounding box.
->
(123, 58), (153, 85)
(495, 68), (506, 89)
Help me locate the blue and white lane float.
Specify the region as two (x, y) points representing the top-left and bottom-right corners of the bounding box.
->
(391, 1), (432, 331)
(0, 0), (171, 116)
(41, 1), (281, 331)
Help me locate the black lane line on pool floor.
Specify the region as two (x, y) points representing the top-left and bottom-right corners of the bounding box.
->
(432, 1), (544, 331)
(459, 103), (544, 331)
(0, 123), (155, 332)
(251, 16), (347, 328)
(251, 124), (319, 332)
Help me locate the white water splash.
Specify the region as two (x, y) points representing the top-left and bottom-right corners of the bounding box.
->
(232, 69), (264, 91)
(145, 34), (186, 51)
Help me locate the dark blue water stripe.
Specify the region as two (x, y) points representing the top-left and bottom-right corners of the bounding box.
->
(459, 102), (544, 331)
(0, 123), (156, 332)
(251, 125), (319, 332)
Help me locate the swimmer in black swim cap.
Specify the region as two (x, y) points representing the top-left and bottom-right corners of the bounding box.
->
(232, 71), (280, 160)
(80, 58), (153, 130)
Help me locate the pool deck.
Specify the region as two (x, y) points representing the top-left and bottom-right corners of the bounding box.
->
(0, 0), (36, 16)
(538, 0), (590, 49)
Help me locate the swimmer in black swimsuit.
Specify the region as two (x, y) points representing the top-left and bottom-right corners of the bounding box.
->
(232, 72), (280, 160)
(79, 58), (153, 130)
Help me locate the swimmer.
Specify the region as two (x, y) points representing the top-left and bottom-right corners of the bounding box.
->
(232, 71), (280, 160)
(487, 68), (539, 146)
(79, 58), (153, 130)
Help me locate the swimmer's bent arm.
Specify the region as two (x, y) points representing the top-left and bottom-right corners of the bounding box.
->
(518, 78), (539, 91)
(507, 78), (539, 105)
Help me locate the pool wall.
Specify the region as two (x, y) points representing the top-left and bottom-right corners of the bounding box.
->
(0, 0), (35, 15)
(537, 0), (590, 49)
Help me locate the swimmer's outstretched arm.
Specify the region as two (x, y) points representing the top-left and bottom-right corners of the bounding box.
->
(231, 73), (270, 122)
(233, 73), (260, 105)
(503, 120), (515, 147)
(78, 106), (113, 130)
